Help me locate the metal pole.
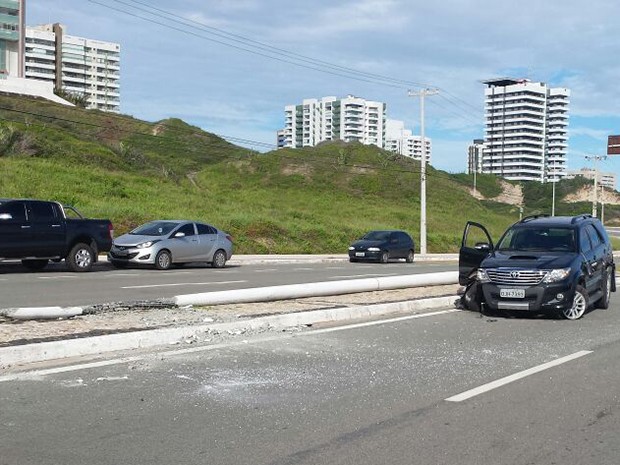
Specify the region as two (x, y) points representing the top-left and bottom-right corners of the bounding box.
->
(601, 185), (605, 224)
(593, 156), (598, 217)
(551, 159), (556, 216)
(409, 89), (438, 256)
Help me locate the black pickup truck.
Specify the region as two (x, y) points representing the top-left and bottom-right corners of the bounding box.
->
(0, 199), (113, 272)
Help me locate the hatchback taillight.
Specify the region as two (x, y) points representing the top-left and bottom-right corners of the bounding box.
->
(226, 234), (233, 243)
(108, 223), (114, 239)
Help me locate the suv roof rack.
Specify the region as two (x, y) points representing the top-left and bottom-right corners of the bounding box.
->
(571, 214), (593, 224)
(519, 214), (550, 223)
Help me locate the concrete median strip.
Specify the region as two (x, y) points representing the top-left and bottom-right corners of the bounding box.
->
(0, 295), (458, 368)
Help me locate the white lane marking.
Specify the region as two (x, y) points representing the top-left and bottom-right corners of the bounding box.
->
(293, 267), (314, 271)
(253, 268), (278, 273)
(38, 276), (78, 280)
(329, 273), (399, 279)
(445, 350), (593, 402)
(0, 309), (459, 381)
(122, 280), (246, 289)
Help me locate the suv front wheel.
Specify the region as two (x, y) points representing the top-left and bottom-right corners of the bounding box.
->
(560, 285), (588, 320)
(597, 269), (612, 309)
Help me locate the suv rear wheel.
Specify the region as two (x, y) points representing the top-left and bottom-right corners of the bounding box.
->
(560, 285), (588, 320)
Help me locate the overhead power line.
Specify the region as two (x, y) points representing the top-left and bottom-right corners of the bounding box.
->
(85, 0), (483, 124)
(0, 103), (470, 184)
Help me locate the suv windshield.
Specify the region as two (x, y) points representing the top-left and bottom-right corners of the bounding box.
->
(496, 226), (576, 252)
(131, 221), (179, 236)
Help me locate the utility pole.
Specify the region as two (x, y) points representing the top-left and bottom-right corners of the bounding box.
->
(585, 155), (607, 217)
(408, 88), (438, 255)
(550, 158), (556, 216)
(601, 185), (605, 224)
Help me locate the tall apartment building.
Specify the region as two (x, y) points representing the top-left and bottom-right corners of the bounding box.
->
(24, 24), (120, 112)
(0, 0), (25, 78)
(385, 119), (431, 162)
(482, 78), (570, 182)
(279, 95), (386, 149)
(467, 139), (485, 174)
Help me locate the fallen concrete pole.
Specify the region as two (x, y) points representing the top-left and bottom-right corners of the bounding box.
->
(174, 271), (458, 306)
(0, 306), (84, 320)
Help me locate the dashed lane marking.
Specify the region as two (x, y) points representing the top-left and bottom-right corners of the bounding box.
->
(445, 350), (593, 402)
(121, 280), (246, 289)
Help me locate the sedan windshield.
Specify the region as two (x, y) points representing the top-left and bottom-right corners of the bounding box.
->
(362, 231), (390, 241)
(130, 221), (180, 236)
(497, 227), (576, 252)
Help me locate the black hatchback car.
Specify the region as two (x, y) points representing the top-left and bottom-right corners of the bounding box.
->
(459, 214), (615, 320)
(348, 230), (415, 263)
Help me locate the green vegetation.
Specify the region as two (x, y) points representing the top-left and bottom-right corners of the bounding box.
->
(0, 94), (616, 253)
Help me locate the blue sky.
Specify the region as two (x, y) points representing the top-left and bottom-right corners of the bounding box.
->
(28, 0), (620, 181)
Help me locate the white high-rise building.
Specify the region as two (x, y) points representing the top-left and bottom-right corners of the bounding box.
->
(482, 78), (570, 182)
(0, 0), (25, 78)
(385, 119), (431, 162)
(279, 95), (386, 149)
(467, 139), (486, 174)
(24, 24), (120, 112)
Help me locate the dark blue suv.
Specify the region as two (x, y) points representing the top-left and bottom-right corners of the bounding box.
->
(459, 214), (615, 320)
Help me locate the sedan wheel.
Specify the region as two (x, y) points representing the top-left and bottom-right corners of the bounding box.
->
(380, 251), (389, 264)
(405, 250), (415, 263)
(561, 285), (588, 320)
(211, 249), (227, 268)
(155, 250), (172, 270)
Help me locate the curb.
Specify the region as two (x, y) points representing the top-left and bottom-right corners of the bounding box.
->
(0, 295), (458, 368)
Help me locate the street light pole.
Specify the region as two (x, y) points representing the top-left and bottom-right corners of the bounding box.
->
(551, 158), (556, 216)
(409, 88), (438, 256)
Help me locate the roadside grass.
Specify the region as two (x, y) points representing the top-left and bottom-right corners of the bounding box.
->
(1, 94), (617, 253)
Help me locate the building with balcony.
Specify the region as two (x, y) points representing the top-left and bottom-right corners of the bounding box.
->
(482, 78), (570, 182)
(279, 95), (386, 149)
(24, 23), (120, 112)
(384, 119), (431, 162)
(467, 139), (486, 174)
(0, 0), (25, 78)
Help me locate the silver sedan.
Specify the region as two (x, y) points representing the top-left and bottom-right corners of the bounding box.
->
(108, 220), (233, 270)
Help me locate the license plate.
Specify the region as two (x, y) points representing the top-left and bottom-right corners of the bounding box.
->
(355, 252), (365, 257)
(500, 288), (525, 298)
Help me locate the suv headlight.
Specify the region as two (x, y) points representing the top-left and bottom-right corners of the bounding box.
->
(476, 269), (491, 283)
(542, 268), (571, 283)
(136, 240), (160, 249)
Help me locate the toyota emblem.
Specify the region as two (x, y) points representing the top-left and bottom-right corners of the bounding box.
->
(510, 271), (520, 279)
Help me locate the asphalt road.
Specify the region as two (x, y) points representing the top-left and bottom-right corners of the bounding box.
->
(2, 300), (620, 465)
(0, 260), (456, 308)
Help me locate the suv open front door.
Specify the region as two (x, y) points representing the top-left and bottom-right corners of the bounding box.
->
(459, 221), (494, 285)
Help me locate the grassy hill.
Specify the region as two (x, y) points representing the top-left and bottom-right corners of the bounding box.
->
(0, 94), (616, 253)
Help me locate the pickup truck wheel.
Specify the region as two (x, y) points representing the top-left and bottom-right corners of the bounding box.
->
(21, 259), (48, 271)
(67, 243), (94, 272)
(155, 250), (172, 270)
(560, 285), (588, 320)
(211, 249), (227, 268)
